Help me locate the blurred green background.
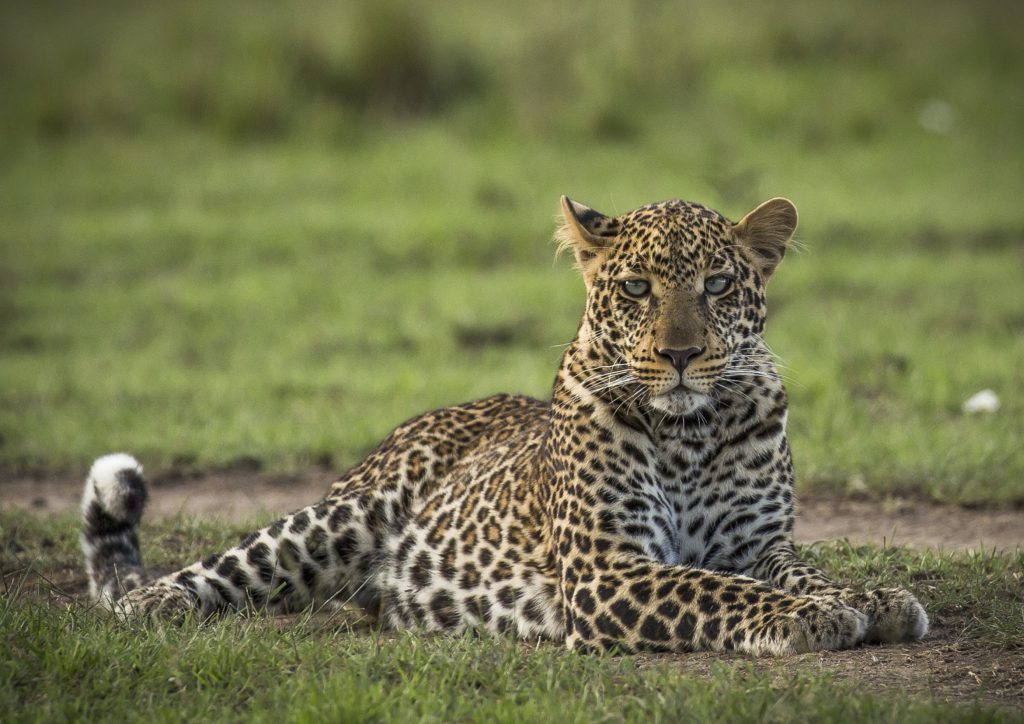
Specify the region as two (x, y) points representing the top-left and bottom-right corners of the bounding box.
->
(1, 0), (1021, 503)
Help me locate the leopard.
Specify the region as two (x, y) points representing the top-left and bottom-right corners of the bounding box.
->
(81, 195), (928, 655)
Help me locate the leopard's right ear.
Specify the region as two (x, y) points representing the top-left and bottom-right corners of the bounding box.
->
(555, 196), (618, 281)
(733, 197), (798, 279)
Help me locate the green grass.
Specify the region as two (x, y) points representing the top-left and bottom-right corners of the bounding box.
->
(2, 614), (1009, 723)
(3, 609), (1002, 723)
(2, 2), (1020, 503)
(2, 511), (1021, 722)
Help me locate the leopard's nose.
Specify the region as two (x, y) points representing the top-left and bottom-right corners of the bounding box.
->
(656, 346), (703, 373)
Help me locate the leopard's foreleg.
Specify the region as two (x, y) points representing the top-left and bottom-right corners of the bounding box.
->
(748, 543), (929, 644)
(561, 558), (868, 656)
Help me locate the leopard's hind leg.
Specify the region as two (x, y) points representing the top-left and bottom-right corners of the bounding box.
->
(81, 455), (396, 621)
(80, 397), (529, 621)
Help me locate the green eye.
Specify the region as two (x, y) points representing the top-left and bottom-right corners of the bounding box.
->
(704, 275), (733, 295)
(621, 279), (651, 298)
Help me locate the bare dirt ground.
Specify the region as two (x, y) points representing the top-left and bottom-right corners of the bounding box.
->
(641, 632), (1024, 710)
(4, 466), (1022, 552)
(3, 466), (1023, 711)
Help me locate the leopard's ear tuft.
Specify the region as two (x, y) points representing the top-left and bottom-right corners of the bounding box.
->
(555, 196), (618, 281)
(733, 197), (798, 278)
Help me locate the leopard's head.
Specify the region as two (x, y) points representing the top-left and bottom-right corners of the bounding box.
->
(557, 196), (797, 415)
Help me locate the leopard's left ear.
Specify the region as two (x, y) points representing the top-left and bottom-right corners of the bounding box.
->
(555, 196), (619, 282)
(733, 198), (798, 278)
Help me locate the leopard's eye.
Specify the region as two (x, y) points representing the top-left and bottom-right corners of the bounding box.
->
(704, 274), (734, 296)
(621, 279), (651, 298)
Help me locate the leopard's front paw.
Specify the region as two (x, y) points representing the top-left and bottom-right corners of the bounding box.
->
(763, 597), (867, 655)
(852, 588), (929, 643)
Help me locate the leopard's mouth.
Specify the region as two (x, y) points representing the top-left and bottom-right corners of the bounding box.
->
(649, 370), (715, 398)
(647, 385), (712, 415)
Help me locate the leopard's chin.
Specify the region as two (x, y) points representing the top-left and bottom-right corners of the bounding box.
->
(647, 387), (712, 415)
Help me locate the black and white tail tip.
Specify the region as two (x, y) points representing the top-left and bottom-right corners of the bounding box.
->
(81, 453), (149, 603)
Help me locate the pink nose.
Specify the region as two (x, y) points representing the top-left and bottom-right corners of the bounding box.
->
(656, 346), (703, 373)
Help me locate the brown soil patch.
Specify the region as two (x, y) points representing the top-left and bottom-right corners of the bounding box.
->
(1, 466), (334, 521)
(796, 495), (1023, 552)
(640, 625), (1024, 710)
(4, 467), (1022, 552)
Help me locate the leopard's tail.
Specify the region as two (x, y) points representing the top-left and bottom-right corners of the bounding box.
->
(80, 453), (150, 604)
